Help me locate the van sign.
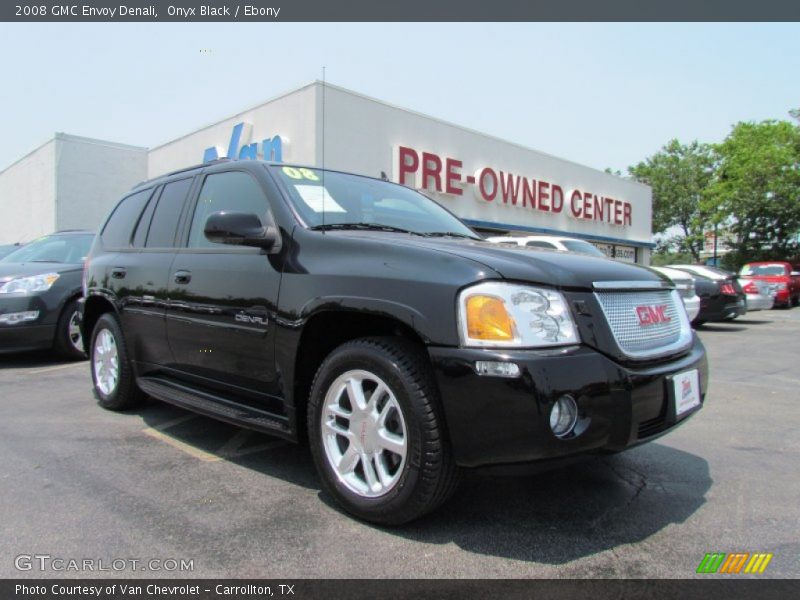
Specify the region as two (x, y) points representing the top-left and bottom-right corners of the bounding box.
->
(203, 122), (285, 164)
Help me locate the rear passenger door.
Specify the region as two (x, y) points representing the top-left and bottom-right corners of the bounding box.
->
(105, 177), (195, 372)
(165, 169), (283, 403)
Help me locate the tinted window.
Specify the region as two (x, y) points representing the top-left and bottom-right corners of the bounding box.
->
(188, 171), (270, 248)
(146, 178), (193, 248)
(101, 189), (152, 248)
(526, 241), (557, 249)
(741, 264), (788, 277)
(132, 193), (158, 248)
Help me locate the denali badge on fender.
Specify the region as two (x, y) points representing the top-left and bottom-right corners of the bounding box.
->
(636, 304), (672, 326)
(81, 159), (708, 526)
(235, 313), (268, 325)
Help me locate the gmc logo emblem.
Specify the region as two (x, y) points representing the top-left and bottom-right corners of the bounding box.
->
(635, 305), (671, 326)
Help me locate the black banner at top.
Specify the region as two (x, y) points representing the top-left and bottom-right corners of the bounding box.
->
(2, 0), (800, 22)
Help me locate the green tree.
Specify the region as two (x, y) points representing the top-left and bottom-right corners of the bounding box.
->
(708, 120), (800, 266)
(629, 140), (715, 262)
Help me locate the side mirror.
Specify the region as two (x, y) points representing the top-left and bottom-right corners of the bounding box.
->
(204, 211), (277, 249)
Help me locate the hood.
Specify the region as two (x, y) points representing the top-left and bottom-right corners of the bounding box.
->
(325, 232), (663, 290)
(0, 261), (81, 283)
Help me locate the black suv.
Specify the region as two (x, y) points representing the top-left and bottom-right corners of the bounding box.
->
(82, 160), (708, 524)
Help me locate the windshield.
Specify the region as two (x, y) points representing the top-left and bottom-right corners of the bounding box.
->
(561, 239), (606, 257)
(271, 166), (479, 238)
(1, 234), (94, 264)
(741, 264), (787, 277)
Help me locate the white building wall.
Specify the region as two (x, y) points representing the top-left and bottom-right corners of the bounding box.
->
(0, 140), (56, 244)
(54, 134), (148, 232)
(147, 83), (319, 177)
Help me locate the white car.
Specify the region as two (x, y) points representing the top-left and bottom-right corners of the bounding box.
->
(484, 234), (607, 258)
(651, 266), (701, 322)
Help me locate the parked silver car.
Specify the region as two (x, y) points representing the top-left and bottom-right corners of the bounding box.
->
(740, 277), (775, 311)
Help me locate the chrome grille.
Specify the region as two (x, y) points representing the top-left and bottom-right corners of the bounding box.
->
(594, 289), (691, 358)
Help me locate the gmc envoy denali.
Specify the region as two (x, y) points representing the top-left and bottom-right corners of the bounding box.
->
(81, 160), (707, 524)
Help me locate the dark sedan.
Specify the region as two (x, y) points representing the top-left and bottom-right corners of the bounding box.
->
(0, 231), (94, 358)
(669, 265), (747, 325)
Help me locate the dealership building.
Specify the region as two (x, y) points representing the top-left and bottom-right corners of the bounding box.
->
(0, 81), (653, 263)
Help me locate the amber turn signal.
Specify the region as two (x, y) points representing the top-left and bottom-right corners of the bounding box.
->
(465, 295), (516, 341)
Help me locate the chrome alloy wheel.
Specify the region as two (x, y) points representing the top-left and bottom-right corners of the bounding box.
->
(320, 369), (408, 498)
(93, 329), (119, 396)
(67, 311), (83, 353)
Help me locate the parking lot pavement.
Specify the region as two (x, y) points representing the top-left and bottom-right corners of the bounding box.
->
(1, 309), (799, 579)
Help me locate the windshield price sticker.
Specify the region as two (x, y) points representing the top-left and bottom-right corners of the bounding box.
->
(282, 167), (320, 181)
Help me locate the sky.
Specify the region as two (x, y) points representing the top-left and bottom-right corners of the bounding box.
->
(0, 22), (798, 173)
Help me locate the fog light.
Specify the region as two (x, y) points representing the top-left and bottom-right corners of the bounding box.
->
(0, 311), (39, 325)
(550, 394), (578, 438)
(474, 360), (521, 378)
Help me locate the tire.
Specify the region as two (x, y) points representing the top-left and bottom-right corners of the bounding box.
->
(307, 337), (459, 525)
(54, 298), (86, 360)
(90, 312), (145, 411)
(792, 295), (799, 308)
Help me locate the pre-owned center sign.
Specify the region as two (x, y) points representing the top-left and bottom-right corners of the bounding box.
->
(394, 146), (633, 228)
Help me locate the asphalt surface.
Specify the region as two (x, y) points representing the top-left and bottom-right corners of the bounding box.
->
(1, 309), (798, 579)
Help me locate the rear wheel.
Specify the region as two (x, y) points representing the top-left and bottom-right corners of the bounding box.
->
(90, 313), (145, 411)
(54, 299), (86, 360)
(308, 337), (459, 525)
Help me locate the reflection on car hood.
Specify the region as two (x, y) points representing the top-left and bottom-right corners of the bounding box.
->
(0, 262), (81, 282)
(328, 231), (663, 289)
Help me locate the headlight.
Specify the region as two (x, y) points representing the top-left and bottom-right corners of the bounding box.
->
(0, 273), (60, 295)
(458, 282), (580, 348)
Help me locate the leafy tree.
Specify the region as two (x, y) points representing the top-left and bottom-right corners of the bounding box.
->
(708, 120), (800, 266)
(629, 140), (715, 262)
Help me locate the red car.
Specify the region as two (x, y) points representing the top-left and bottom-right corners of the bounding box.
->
(739, 262), (800, 308)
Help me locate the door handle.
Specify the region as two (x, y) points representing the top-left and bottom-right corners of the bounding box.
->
(111, 268), (127, 279)
(174, 270), (192, 285)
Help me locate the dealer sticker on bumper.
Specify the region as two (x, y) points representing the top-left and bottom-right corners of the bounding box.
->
(674, 369), (701, 416)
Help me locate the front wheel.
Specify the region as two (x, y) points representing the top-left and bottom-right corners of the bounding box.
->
(90, 313), (145, 411)
(308, 337), (459, 525)
(54, 299), (86, 360)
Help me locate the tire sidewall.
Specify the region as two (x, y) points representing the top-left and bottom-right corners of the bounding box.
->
(309, 341), (428, 521)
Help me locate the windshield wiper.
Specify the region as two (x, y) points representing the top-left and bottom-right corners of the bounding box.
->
(420, 231), (480, 240)
(310, 223), (422, 235)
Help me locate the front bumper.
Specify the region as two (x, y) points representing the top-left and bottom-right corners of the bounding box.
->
(428, 338), (708, 468)
(0, 295), (58, 353)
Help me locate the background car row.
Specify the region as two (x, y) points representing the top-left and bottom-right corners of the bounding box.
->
(485, 235), (799, 327)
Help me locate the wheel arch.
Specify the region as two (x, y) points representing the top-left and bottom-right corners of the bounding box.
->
(81, 293), (120, 345)
(290, 309), (429, 444)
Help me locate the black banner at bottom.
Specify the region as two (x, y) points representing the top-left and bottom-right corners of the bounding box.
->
(2, 579), (798, 600)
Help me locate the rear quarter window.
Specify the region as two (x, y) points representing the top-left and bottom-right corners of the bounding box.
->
(100, 189), (153, 249)
(146, 178), (194, 248)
